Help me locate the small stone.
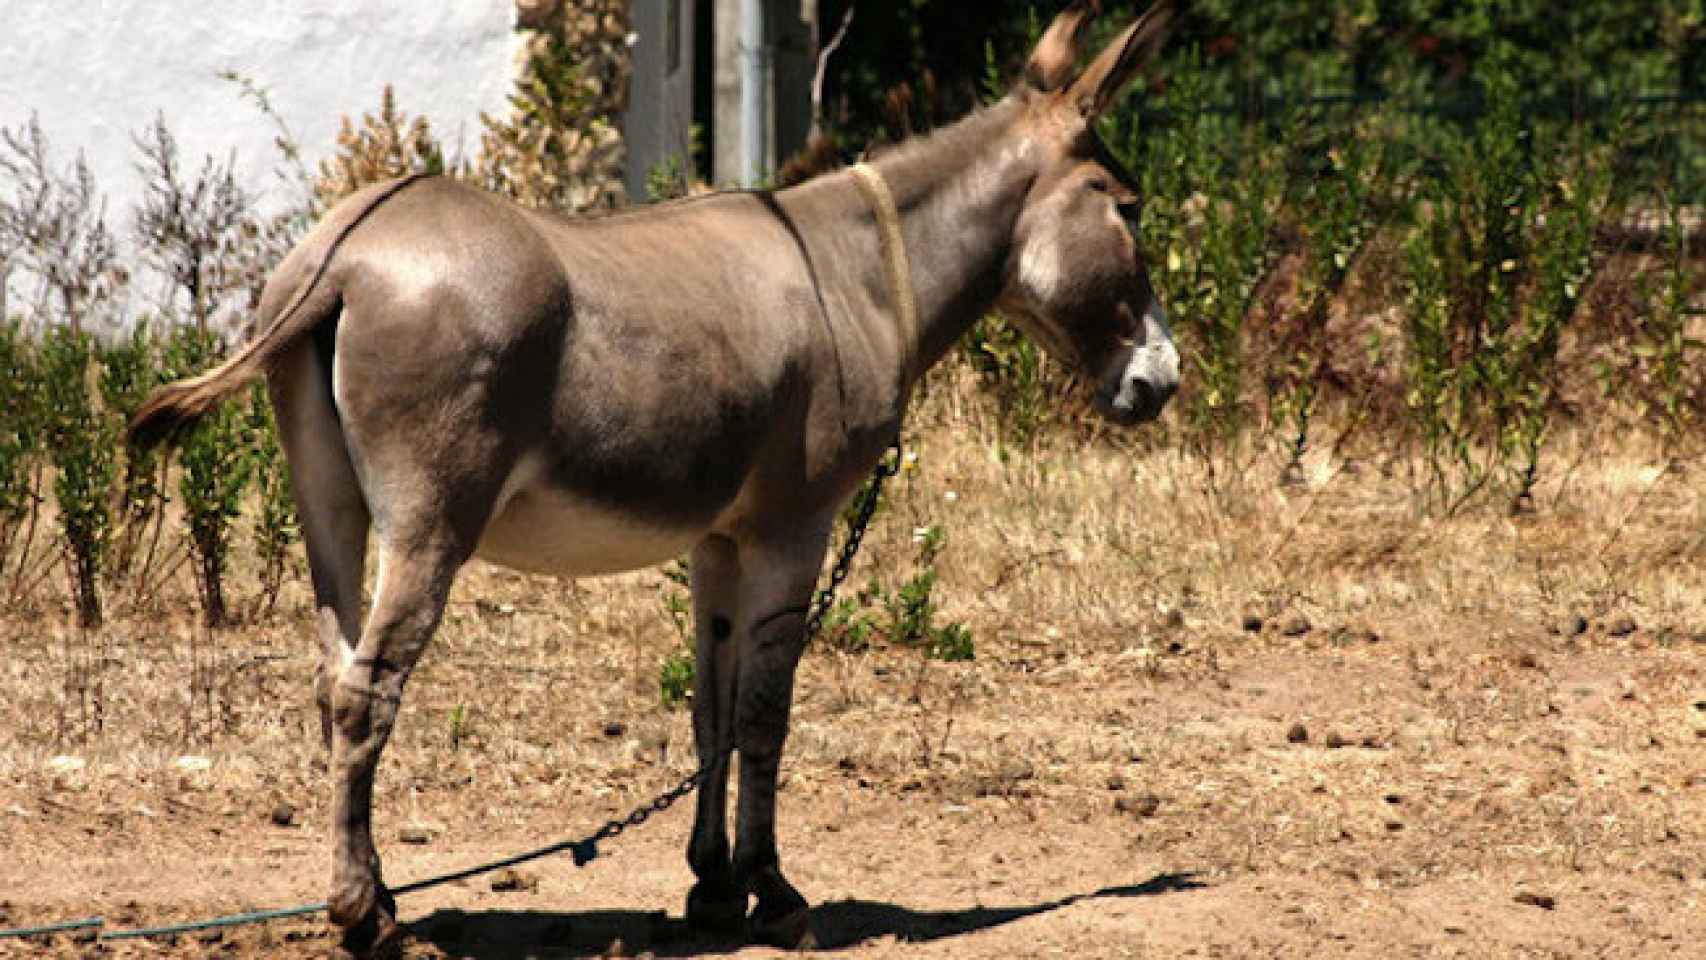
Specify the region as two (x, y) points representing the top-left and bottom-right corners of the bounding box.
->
(1608, 617), (1637, 638)
(398, 825), (433, 845)
(1383, 793), (1403, 805)
(1106, 775), (1127, 791)
(1324, 731), (1350, 749)
(1115, 794), (1161, 818)
(489, 867), (539, 893)
(1559, 615), (1588, 637)
(1280, 615), (1312, 637)
(269, 803), (296, 827)
(602, 721), (627, 738)
(1516, 652), (1539, 669)
(1514, 892), (1556, 910)
(1241, 614), (1265, 633)
(1286, 723), (1310, 744)
(1162, 609), (1185, 630)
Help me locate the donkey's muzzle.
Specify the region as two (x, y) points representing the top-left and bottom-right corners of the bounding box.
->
(1096, 298), (1179, 426)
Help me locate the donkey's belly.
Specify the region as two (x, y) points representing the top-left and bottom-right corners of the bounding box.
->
(474, 484), (704, 577)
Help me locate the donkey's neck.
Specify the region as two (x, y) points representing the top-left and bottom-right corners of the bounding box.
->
(864, 100), (1036, 382)
(782, 99), (1036, 411)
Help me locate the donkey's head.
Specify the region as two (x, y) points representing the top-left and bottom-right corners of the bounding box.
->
(997, 1), (1179, 426)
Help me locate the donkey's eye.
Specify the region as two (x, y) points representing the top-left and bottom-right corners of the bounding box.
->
(1087, 177), (1111, 193)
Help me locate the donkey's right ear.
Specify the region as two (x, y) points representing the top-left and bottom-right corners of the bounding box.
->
(1024, 1), (1099, 92)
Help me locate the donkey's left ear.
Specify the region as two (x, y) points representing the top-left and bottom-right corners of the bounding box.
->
(1024, 1), (1099, 92)
(1067, 0), (1176, 118)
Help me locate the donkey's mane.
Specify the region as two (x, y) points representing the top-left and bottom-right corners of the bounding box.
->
(564, 95), (1022, 224)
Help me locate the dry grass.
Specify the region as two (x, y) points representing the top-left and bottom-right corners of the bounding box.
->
(2, 371), (1705, 956)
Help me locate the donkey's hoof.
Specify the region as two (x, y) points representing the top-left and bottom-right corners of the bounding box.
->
(328, 878), (398, 959)
(686, 882), (747, 933)
(329, 907), (401, 960)
(749, 888), (811, 948)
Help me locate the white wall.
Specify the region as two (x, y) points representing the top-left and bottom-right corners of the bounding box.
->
(0, 1), (525, 213)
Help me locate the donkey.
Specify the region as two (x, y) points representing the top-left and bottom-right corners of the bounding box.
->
(129, 1), (1178, 954)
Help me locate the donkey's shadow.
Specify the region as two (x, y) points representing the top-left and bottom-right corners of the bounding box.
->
(408, 872), (1204, 958)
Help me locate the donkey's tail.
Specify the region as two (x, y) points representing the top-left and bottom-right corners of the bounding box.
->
(127, 174), (430, 450)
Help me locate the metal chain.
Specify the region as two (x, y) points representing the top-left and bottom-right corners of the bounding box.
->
(572, 435), (903, 863)
(805, 438), (903, 640)
(0, 438), (905, 943)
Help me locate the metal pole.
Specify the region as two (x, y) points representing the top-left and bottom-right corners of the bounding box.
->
(738, 0), (769, 185)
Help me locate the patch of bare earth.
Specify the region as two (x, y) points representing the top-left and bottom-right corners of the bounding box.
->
(3, 387), (1704, 957)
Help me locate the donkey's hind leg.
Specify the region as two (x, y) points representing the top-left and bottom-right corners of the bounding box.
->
(268, 344), (369, 750)
(325, 534), (464, 959)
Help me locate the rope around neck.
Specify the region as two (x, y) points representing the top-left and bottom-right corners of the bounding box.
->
(849, 163), (920, 372)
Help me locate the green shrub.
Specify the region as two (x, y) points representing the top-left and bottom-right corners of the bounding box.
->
(1271, 113), (1398, 479)
(963, 314), (1060, 449)
(1401, 43), (1619, 513)
(163, 327), (254, 627)
(1634, 188), (1705, 444)
(0, 320), (43, 592)
(39, 327), (116, 626)
(246, 382), (298, 618)
(100, 323), (164, 583)
(1129, 52), (1286, 463)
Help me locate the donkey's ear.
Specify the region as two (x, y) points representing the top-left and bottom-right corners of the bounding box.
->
(1067, 0), (1175, 117)
(1024, 1), (1099, 92)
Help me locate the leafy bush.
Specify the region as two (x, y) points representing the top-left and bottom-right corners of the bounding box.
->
(962, 314), (1061, 449)
(1128, 52), (1286, 463)
(163, 328), (254, 627)
(100, 324), (164, 583)
(246, 383), (298, 619)
(1401, 44), (1622, 513)
(1270, 112), (1399, 479)
(1633, 188), (1705, 443)
(0, 320), (42, 587)
(313, 85), (446, 212)
(39, 327), (115, 626)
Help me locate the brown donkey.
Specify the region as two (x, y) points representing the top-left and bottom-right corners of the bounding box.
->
(129, 2), (1179, 953)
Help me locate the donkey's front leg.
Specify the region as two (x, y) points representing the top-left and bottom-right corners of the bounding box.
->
(684, 536), (744, 931)
(731, 525), (832, 947)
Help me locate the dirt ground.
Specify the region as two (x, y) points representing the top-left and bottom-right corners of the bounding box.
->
(3, 405), (1705, 958)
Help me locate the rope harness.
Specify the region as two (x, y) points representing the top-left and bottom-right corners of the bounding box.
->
(849, 162), (921, 373)
(2, 163), (919, 946)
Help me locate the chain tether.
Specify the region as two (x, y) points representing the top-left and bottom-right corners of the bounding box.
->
(0, 439), (905, 944)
